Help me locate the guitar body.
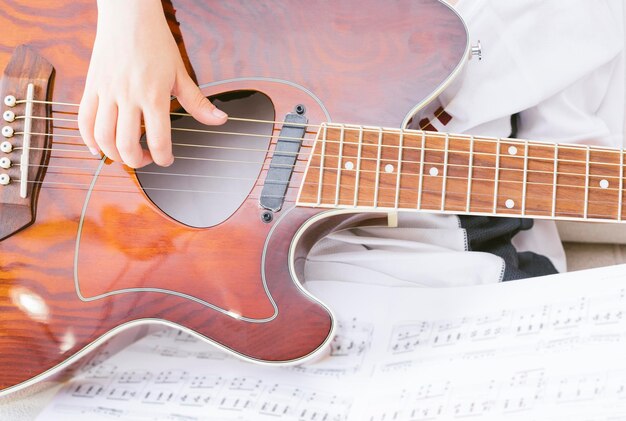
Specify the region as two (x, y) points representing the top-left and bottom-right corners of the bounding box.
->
(0, 0), (468, 395)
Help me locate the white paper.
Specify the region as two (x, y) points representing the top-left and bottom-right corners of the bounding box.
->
(37, 264), (626, 420)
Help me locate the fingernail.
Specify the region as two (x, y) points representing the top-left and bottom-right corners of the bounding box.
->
(88, 147), (99, 156)
(212, 108), (227, 119)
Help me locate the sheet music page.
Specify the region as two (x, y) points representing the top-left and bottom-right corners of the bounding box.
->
(37, 264), (626, 420)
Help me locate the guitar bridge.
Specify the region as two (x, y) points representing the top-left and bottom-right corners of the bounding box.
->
(0, 45), (54, 240)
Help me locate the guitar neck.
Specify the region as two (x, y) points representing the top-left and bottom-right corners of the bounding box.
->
(296, 123), (625, 222)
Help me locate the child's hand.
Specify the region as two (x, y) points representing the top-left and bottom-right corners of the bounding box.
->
(78, 0), (227, 168)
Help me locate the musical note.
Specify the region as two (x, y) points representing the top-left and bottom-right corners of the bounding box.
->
(389, 321), (432, 353)
(69, 382), (106, 398)
(550, 298), (588, 329)
(117, 369), (151, 384)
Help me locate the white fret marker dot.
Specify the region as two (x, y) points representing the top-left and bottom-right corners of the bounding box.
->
(429, 167), (439, 177)
(384, 164), (394, 173)
(508, 146), (518, 156)
(344, 161), (354, 171)
(505, 199), (515, 209)
(600, 179), (609, 189)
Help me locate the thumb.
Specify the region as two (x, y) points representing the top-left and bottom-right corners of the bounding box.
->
(173, 73), (227, 125)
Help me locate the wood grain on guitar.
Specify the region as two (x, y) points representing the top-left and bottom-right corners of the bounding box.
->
(0, 0), (470, 396)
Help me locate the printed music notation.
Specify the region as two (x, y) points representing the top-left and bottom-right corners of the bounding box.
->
(37, 264), (626, 420)
(52, 367), (353, 420)
(387, 290), (626, 361)
(287, 317), (374, 377)
(365, 367), (626, 421)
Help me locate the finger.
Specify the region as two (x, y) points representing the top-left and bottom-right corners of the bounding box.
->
(116, 105), (152, 168)
(143, 97), (174, 167)
(173, 73), (227, 126)
(93, 100), (121, 162)
(78, 91), (100, 156)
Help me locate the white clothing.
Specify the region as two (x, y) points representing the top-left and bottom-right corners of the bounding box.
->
(306, 0), (625, 286)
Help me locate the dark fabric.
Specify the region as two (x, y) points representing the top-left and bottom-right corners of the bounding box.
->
(459, 216), (558, 281)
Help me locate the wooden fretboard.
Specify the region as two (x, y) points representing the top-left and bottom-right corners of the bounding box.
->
(296, 123), (625, 222)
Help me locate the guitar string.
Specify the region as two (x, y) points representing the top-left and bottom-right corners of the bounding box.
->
(4, 103), (621, 215)
(27, 138), (316, 160)
(20, 177), (625, 219)
(14, 149), (624, 209)
(19, 114), (319, 135)
(12, 141), (626, 194)
(10, 101), (626, 158)
(15, 161), (626, 201)
(4, 113), (625, 199)
(11, 127), (626, 172)
(8, 135), (625, 198)
(9, 110), (626, 169)
(10, 131), (626, 192)
(16, 169), (618, 207)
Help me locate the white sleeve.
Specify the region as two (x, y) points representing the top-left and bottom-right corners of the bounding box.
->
(441, 0), (624, 272)
(444, 0), (623, 145)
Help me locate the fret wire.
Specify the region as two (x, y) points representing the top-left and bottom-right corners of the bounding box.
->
(617, 149), (624, 221)
(492, 138), (501, 214)
(353, 126), (364, 208)
(394, 129), (404, 209)
(334, 125), (345, 207)
(466, 135), (475, 213)
(316, 123), (327, 206)
(373, 128), (383, 208)
(417, 132), (426, 210)
(441, 133), (450, 211)
(521, 140), (529, 216)
(552, 144), (558, 218)
(584, 145), (590, 219)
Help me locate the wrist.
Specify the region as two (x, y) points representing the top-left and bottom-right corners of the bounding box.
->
(97, 0), (165, 26)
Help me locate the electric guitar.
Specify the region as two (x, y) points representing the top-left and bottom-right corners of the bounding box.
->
(0, 0), (619, 397)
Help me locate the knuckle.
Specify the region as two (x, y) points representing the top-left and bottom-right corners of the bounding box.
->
(124, 158), (142, 169)
(117, 146), (142, 168)
(193, 91), (209, 110)
(149, 145), (173, 166)
(93, 129), (114, 146)
(115, 140), (134, 156)
(148, 138), (171, 154)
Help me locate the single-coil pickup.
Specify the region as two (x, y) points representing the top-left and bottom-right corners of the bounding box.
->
(259, 107), (308, 212)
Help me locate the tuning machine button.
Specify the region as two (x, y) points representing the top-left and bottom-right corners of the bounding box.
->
(0, 173), (10, 185)
(0, 157), (11, 169)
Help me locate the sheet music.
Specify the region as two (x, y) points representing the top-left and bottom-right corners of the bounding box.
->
(37, 264), (626, 420)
